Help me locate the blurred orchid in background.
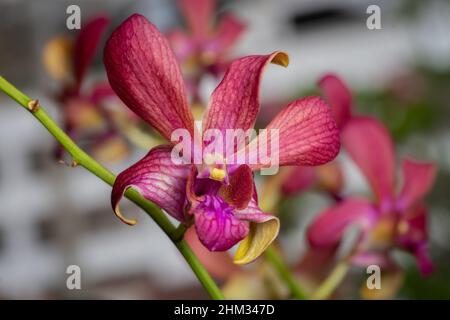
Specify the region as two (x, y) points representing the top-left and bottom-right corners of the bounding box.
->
(42, 15), (137, 163)
(259, 74), (351, 211)
(104, 14), (340, 264)
(167, 0), (246, 109)
(279, 74), (366, 201)
(307, 115), (436, 294)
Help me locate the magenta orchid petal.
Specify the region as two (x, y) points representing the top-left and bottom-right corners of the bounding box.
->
(235, 197), (275, 223)
(203, 52), (289, 134)
(184, 226), (239, 279)
(193, 195), (249, 251)
(397, 158), (437, 211)
(177, 0), (215, 38)
(111, 145), (190, 225)
(351, 251), (394, 269)
(104, 14), (194, 141)
(307, 198), (378, 248)
(74, 15), (110, 89)
(89, 82), (117, 105)
(414, 243), (434, 276)
(166, 29), (195, 64)
(397, 205), (429, 250)
(209, 14), (246, 54)
(281, 166), (317, 195)
(396, 205), (433, 275)
(318, 73), (352, 128)
(342, 116), (396, 206)
(219, 165), (254, 210)
(248, 96), (340, 169)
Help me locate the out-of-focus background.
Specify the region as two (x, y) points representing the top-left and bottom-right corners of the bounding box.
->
(0, 0), (449, 299)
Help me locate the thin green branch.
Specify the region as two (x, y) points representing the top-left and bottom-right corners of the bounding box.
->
(0, 75), (224, 300)
(311, 260), (349, 300)
(264, 246), (307, 300)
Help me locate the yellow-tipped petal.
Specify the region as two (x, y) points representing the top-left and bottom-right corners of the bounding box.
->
(42, 36), (73, 82)
(233, 217), (280, 265)
(270, 51), (289, 68)
(114, 204), (137, 226)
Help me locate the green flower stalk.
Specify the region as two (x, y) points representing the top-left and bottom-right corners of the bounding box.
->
(0, 75), (224, 300)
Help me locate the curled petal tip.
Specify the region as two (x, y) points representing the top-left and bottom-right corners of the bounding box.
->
(114, 204), (137, 226)
(271, 51), (289, 67)
(233, 216), (280, 265)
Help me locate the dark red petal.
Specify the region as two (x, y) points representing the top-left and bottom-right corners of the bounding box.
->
(111, 145), (190, 225)
(74, 15), (109, 88)
(204, 52), (289, 133)
(104, 14), (194, 141)
(247, 96), (340, 169)
(219, 165), (253, 209)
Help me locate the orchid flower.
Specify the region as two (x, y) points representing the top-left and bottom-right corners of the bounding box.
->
(167, 0), (246, 104)
(281, 74), (356, 197)
(307, 115), (436, 275)
(261, 74), (350, 210)
(42, 15), (132, 162)
(104, 14), (340, 264)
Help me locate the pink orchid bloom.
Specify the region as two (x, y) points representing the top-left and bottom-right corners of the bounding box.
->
(43, 15), (133, 162)
(307, 115), (436, 275)
(104, 14), (340, 264)
(167, 0), (246, 102)
(280, 74), (352, 198)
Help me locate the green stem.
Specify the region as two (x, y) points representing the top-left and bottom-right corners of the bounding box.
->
(264, 246), (307, 300)
(311, 260), (349, 300)
(0, 75), (224, 300)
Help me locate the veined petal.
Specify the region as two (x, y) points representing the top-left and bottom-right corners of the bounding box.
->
(247, 96), (340, 169)
(318, 73), (352, 128)
(397, 158), (436, 211)
(233, 198), (280, 264)
(203, 52), (289, 134)
(184, 226), (240, 279)
(219, 165), (253, 210)
(177, 0), (215, 38)
(193, 195), (249, 251)
(74, 15), (109, 89)
(342, 116), (396, 206)
(307, 198), (377, 248)
(111, 145), (190, 225)
(104, 14), (194, 141)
